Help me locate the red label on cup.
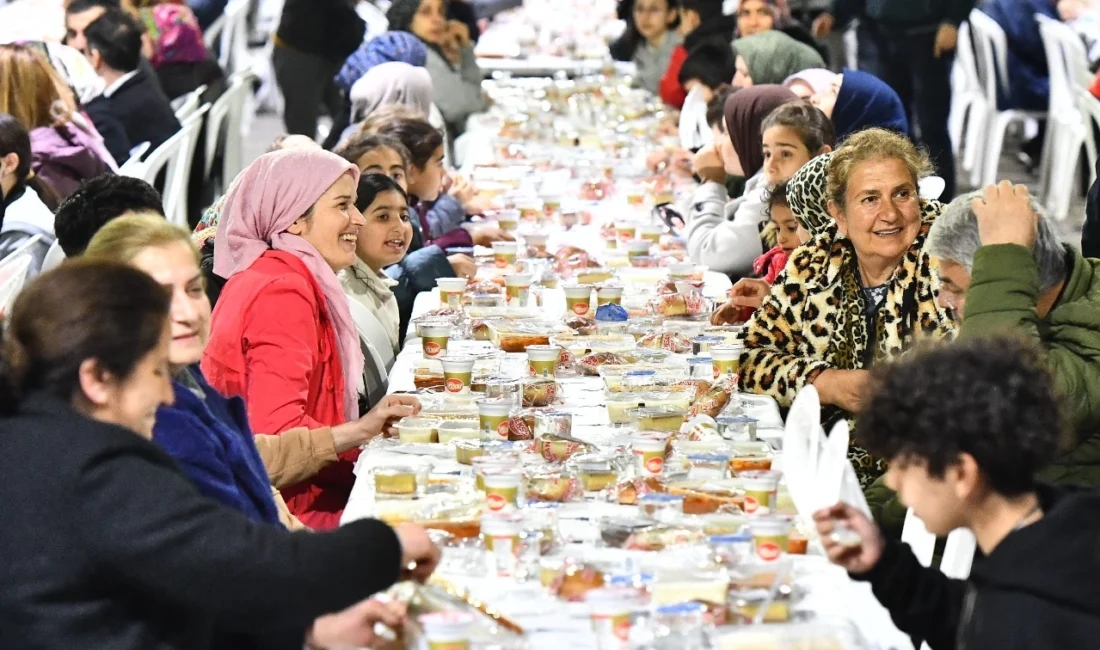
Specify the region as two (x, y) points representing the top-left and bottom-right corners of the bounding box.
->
(486, 493), (506, 511)
(497, 421), (510, 437)
(572, 302), (589, 316)
(424, 342), (441, 356)
(445, 378), (463, 393)
(495, 256), (508, 268)
(743, 495), (759, 514)
(757, 541), (781, 562)
(713, 366), (721, 380)
(645, 456), (664, 474)
(614, 618), (631, 641)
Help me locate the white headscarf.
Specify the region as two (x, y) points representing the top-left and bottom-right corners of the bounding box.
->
(349, 61), (433, 123)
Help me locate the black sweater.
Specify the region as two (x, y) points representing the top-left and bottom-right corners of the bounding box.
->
(0, 392), (402, 650)
(275, 0), (366, 63)
(853, 483), (1100, 650)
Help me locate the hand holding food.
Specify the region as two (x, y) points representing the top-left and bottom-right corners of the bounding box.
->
(307, 598), (406, 650)
(813, 502), (883, 574)
(360, 394), (421, 439)
(393, 522), (442, 582)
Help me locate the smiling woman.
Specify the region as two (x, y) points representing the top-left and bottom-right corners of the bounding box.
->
(737, 128), (956, 488)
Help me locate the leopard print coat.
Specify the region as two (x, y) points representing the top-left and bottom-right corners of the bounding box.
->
(737, 153), (957, 486)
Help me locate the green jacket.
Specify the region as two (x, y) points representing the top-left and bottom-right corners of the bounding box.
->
(869, 244), (1100, 536)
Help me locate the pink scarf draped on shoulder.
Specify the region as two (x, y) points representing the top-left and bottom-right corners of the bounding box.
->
(213, 149), (365, 421)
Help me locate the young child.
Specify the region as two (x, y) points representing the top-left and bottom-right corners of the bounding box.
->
(753, 181), (809, 285)
(659, 0), (735, 108)
(631, 0), (684, 95)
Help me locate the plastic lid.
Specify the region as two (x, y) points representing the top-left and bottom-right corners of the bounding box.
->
(654, 602), (708, 616)
(624, 369), (657, 377)
(687, 453), (732, 463)
(639, 493), (684, 503)
(686, 357), (711, 364)
(709, 533), (752, 543)
(608, 572), (655, 587)
(718, 415), (759, 424)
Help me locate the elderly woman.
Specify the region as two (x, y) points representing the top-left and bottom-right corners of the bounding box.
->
(738, 128), (955, 486)
(928, 182), (1100, 486)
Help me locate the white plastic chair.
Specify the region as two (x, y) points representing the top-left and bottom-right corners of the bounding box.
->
(38, 239), (65, 273)
(203, 71), (255, 192)
(125, 104), (209, 226)
(1036, 14), (1094, 221)
(117, 141), (150, 175)
(172, 85), (207, 121)
(0, 234), (44, 267)
(967, 9), (1049, 188)
(203, 13), (227, 50)
(218, 0), (251, 74)
(678, 84), (712, 151)
(0, 253), (34, 321)
(949, 22), (988, 178)
(357, 1), (389, 42)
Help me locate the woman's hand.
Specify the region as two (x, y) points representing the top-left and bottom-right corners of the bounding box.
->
(692, 143), (726, 184)
(447, 253), (477, 280)
(307, 598), (406, 649)
(813, 503), (885, 574)
(449, 174), (476, 206)
(812, 368), (872, 413)
(393, 523), (441, 583)
(470, 225), (514, 247)
(971, 181), (1037, 249)
(365, 394), (421, 439)
(711, 278), (771, 324)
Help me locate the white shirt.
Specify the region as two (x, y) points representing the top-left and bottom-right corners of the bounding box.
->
(102, 69), (139, 98)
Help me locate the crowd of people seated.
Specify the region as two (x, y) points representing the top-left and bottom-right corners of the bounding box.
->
(2, 0), (1100, 647)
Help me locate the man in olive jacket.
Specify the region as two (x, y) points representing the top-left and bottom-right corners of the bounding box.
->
(867, 181), (1100, 537)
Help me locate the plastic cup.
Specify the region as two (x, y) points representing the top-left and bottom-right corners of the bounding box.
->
(394, 416), (440, 444)
(637, 224), (661, 243)
(481, 512), (523, 577)
(436, 277), (468, 309)
(747, 515), (793, 563)
(692, 336), (725, 356)
(477, 398), (513, 441)
(517, 198), (543, 222)
(711, 344), (743, 379)
(482, 468), (523, 512)
(596, 285), (624, 306)
(564, 284), (594, 317)
(441, 356), (476, 395)
(615, 221), (637, 242)
(420, 323), (451, 359)
(420, 611), (474, 650)
(669, 262), (694, 279)
(495, 208), (520, 232)
(526, 344), (561, 377)
(741, 470), (782, 515)
(626, 239), (651, 260)
(437, 420), (480, 443)
(587, 587), (642, 650)
(504, 273), (533, 307)
(541, 195), (562, 217)
(526, 232), (550, 254)
(632, 432), (670, 477)
(492, 241), (518, 268)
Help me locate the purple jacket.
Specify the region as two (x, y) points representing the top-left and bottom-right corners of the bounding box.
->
(415, 200), (473, 251)
(30, 123), (114, 200)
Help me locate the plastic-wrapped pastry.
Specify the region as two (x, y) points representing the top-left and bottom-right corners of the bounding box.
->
(522, 379), (563, 407)
(466, 280), (502, 296)
(639, 330), (693, 353)
(687, 375), (738, 418)
(563, 314), (597, 335)
(506, 410), (538, 440)
(675, 379), (713, 402)
(536, 434), (590, 462)
(648, 291), (708, 317)
(577, 351), (628, 376)
(551, 563), (605, 602)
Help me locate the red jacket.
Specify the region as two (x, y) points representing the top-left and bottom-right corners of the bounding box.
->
(659, 44), (688, 109)
(202, 250), (358, 530)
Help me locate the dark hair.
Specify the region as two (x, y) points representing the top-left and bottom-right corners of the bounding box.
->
(355, 172), (409, 213)
(706, 84), (735, 129)
(335, 133), (412, 170)
(858, 337), (1064, 497)
(66, 0), (121, 15)
(763, 180), (789, 218)
(760, 99), (836, 153)
(0, 113), (62, 211)
(84, 8), (143, 73)
(0, 260), (170, 414)
(680, 0), (725, 22)
(361, 115), (442, 170)
(678, 42), (736, 91)
(54, 174), (164, 256)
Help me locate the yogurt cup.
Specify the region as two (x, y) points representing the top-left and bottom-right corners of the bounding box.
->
(692, 335), (725, 356)
(626, 239), (652, 260)
(564, 284), (594, 317)
(526, 344), (562, 377)
(746, 515), (793, 563)
(495, 208), (520, 232)
(482, 468), (523, 512)
(441, 356), (476, 395)
(394, 416), (440, 443)
(481, 512), (523, 577)
(476, 398), (514, 441)
(526, 231), (550, 254)
(638, 493), (684, 522)
(517, 198), (543, 222)
(492, 241), (518, 268)
(741, 470), (782, 515)
(504, 272), (533, 307)
(711, 344), (743, 379)
(596, 285), (624, 306)
(436, 277), (468, 309)
(437, 420), (480, 443)
(541, 194), (562, 216)
(586, 587), (643, 650)
(420, 611), (474, 650)
(637, 224), (661, 243)
(615, 221), (637, 242)
(632, 432), (671, 477)
(669, 262), (695, 279)
(420, 323), (451, 359)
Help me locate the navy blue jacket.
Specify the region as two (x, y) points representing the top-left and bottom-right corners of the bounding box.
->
(981, 0), (1058, 111)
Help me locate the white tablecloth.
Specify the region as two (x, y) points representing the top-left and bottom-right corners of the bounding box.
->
(342, 281), (914, 650)
(477, 57), (638, 79)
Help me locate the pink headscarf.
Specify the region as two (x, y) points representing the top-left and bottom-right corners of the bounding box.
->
(213, 149), (364, 421)
(782, 68), (837, 96)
